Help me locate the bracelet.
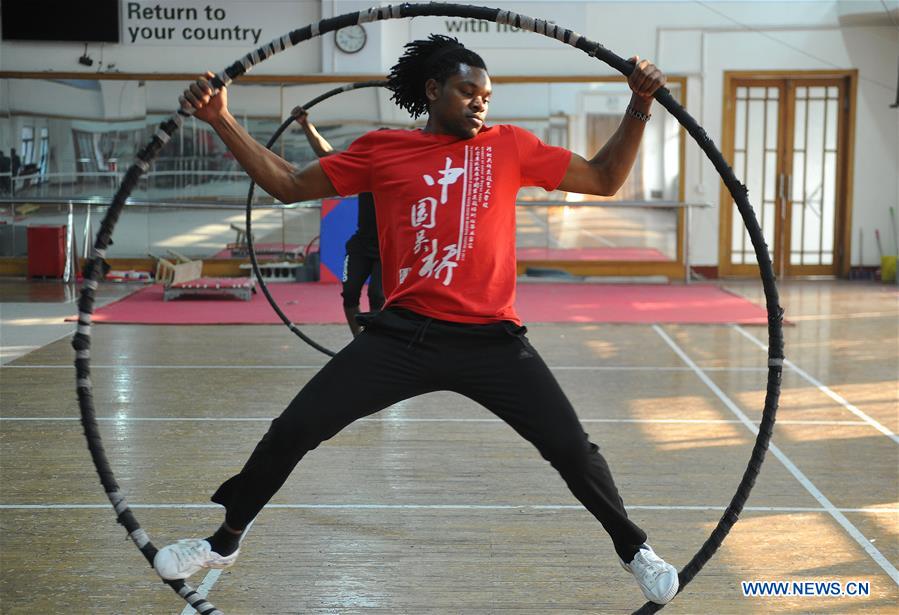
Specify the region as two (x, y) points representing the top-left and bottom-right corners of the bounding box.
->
(626, 104), (651, 123)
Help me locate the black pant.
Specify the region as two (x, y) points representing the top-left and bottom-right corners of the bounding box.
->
(341, 235), (383, 310)
(212, 309), (647, 559)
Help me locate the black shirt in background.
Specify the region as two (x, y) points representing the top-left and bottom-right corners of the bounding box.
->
(346, 191), (379, 258)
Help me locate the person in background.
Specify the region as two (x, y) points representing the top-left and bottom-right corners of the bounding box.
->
(293, 107), (383, 336)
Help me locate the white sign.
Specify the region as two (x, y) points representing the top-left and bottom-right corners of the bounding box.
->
(123, 1), (289, 46)
(409, 4), (586, 49)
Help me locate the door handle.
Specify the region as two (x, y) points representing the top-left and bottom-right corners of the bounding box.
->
(778, 173), (790, 219)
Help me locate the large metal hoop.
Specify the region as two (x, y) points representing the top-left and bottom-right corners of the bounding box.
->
(73, 4), (784, 613)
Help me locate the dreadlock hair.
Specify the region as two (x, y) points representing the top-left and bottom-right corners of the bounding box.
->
(387, 35), (488, 119)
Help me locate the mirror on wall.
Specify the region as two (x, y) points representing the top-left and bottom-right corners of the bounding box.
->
(0, 77), (683, 263)
(0, 77), (681, 202)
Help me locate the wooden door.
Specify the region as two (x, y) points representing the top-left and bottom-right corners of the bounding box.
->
(720, 72), (856, 277)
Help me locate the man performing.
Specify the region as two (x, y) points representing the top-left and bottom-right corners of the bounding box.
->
(293, 107), (384, 336)
(157, 35), (678, 605)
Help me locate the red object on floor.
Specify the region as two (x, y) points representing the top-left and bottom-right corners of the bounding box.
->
(27, 225), (67, 278)
(83, 282), (770, 325)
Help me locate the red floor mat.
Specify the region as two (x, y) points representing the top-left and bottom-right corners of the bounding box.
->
(83, 282), (769, 325)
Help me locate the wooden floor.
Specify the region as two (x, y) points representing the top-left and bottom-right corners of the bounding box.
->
(1, 279), (896, 614)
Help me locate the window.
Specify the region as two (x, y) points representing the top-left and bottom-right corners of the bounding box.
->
(20, 126), (34, 165)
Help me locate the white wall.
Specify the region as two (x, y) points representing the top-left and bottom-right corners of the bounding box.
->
(0, 1), (321, 75)
(1, 0), (896, 267)
(658, 20), (898, 267)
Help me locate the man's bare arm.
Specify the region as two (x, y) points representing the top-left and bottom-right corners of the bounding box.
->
(292, 107), (335, 159)
(182, 73), (338, 203)
(558, 57), (666, 197)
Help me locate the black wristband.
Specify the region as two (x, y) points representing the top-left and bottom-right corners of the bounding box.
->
(626, 104), (651, 122)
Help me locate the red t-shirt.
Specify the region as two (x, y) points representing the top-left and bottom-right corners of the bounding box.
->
(319, 124), (571, 325)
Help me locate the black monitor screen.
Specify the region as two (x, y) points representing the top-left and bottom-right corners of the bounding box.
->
(2, 0), (120, 43)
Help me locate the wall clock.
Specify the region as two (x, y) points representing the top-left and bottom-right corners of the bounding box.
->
(335, 25), (367, 54)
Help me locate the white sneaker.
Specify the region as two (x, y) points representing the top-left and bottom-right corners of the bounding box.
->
(153, 539), (239, 580)
(620, 544), (679, 604)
